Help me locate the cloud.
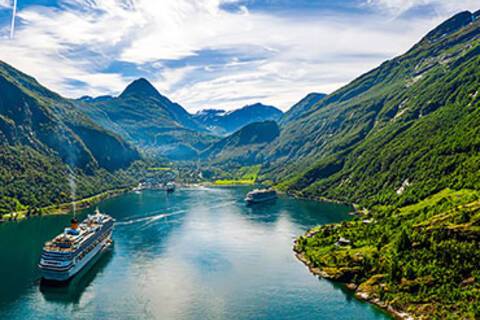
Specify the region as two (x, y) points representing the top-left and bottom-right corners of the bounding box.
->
(0, 0), (477, 111)
(0, 0), (10, 8)
(367, 0), (479, 16)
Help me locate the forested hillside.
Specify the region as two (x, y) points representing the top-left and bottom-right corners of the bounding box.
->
(281, 11), (480, 319)
(279, 92), (326, 125)
(263, 10), (480, 209)
(201, 120), (279, 165)
(0, 61), (140, 215)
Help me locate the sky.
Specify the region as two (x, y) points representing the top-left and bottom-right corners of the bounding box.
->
(0, 1), (479, 112)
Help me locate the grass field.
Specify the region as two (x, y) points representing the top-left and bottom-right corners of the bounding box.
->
(213, 165), (261, 186)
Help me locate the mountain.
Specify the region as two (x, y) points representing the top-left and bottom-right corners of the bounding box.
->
(279, 93), (326, 125)
(193, 103), (283, 135)
(119, 78), (203, 132)
(77, 95), (113, 103)
(0, 61), (139, 171)
(201, 120), (279, 165)
(0, 61), (140, 214)
(75, 78), (217, 160)
(423, 10), (478, 42)
(261, 10), (480, 318)
(264, 10), (480, 207)
(192, 109), (225, 134)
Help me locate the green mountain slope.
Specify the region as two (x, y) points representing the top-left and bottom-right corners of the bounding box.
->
(264, 10), (480, 208)
(0, 61), (139, 171)
(267, 11), (480, 319)
(279, 92), (326, 125)
(201, 120), (279, 165)
(0, 61), (140, 214)
(295, 188), (480, 319)
(75, 78), (217, 160)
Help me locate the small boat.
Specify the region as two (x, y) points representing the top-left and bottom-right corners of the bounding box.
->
(245, 188), (277, 204)
(38, 209), (114, 282)
(132, 183), (145, 193)
(165, 182), (176, 193)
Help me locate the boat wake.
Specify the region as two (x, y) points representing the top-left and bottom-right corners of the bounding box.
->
(115, 210), (185, 226)
(208, 200), (236, 210)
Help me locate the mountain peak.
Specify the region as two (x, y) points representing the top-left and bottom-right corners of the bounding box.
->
(233, 103), (283, 115)
(243, 102), (273, 109)
(423, 11), (476, 43)
(120, 78), (160, 99)
(247, 102), (265, 107)
(225, 103), (283, 119)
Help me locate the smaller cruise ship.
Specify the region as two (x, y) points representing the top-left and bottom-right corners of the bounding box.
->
(245, 188), (277, 204)
(165, 182), (176, 192)
(39, 209), (114, 282)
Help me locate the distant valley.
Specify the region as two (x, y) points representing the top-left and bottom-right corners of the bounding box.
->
(193, 103), (283, 136)
(75, 79), (284, 160)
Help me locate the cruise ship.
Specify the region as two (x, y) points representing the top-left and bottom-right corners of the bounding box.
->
(245, 188), (277, 204)
(165, 182), (176, 192)
(39, 209), (114, 282)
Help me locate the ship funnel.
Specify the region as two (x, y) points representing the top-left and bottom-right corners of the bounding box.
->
(71, 217), (79, 230)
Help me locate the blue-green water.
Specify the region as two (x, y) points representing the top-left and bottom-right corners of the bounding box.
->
(0, 187), (390, 319)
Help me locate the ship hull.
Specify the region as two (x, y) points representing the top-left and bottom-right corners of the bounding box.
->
(245, 195), (277, 205)
(40, 232), (113, 282)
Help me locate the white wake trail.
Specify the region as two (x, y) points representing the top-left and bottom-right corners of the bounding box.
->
(115, 210), (185, 226)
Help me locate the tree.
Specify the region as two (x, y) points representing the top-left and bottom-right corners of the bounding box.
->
(396, 228), (411, 252)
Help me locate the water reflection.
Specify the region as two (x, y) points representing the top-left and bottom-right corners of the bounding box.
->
(39, 248), (113, 304)
(244, 200), (280, 224)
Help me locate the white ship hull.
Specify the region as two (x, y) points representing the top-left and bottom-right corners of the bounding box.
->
(40, 231), (113, 282)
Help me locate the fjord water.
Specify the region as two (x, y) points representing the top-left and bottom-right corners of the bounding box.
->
(0, 187), (389, 319)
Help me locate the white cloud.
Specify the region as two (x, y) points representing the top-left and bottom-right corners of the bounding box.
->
(154, 65), (197, 94)
(0, 0), (10, 8)
(367, 0), (479, 16)
(0, 0), (477, 111)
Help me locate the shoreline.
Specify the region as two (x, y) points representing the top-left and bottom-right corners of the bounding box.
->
(287, 192), (351, 206)
(2, 183), (413, 319)
(1, 188), (130, 223)
(294, 245), (414, 320)
(285, 190), (369, 216)
(0, 182), (248, 223)
(287, 189), (412, 319)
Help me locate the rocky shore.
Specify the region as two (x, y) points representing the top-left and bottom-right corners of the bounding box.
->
(295, 245), (414, 320)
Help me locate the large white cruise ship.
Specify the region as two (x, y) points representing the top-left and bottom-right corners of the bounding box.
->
(39, 209), (114, 282)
